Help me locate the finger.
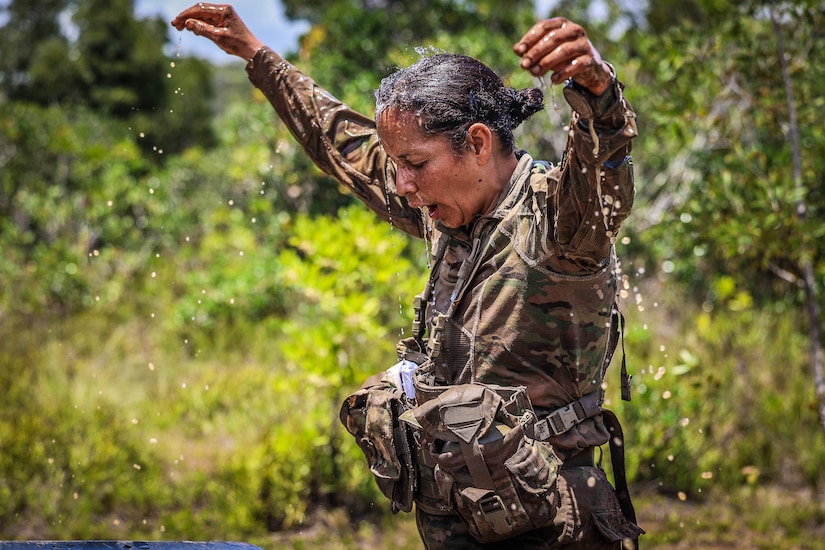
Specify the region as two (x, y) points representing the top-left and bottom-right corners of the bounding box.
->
(513, 18), (567, 56)
(171, 3), (227, 29)
(172, 4), (209, 28)
(546, 53), (598, 84)
(184, 18), (221, 39)
(532, 37), (593, 81)
(520, 23), (584, 74)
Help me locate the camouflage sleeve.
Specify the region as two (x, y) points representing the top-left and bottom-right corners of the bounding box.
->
(551, 84), (638, 270)
(245, 47), (424, 238)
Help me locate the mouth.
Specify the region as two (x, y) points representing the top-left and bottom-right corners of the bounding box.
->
(408, 198), (439, 219)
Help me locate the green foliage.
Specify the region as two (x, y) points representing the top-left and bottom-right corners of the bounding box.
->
(0, 101), (152, 316)
(0, 0), (216, 154)
(282, 0), (537, 113)
(0, 315), (177, 538)
(0, 0), (71, 102)
(0, 192), (426, 539)
(614, 289), (825, 496)
(624, 2), (825, 312)
(72, 0), (167, 117)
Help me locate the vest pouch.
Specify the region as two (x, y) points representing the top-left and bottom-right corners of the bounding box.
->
(339, 372), (416, 514)
(410, 383), (561, 543)
(411, 359), (533, 415)
(409, 358), (444, 405)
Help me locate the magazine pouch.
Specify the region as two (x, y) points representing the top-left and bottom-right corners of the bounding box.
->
(406, 382), (560, 543)
(339, 372), (416, 514)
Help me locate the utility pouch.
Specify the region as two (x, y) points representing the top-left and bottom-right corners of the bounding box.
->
(403, 379), (560, 543)
(339, 373), (416, 513)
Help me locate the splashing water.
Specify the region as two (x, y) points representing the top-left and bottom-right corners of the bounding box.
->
(383, 180), (417, 333)
(535, 74), (564, 127)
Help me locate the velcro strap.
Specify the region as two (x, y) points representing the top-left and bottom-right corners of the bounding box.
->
(532, 392), (602, 441)
(459, 439), (496, 491)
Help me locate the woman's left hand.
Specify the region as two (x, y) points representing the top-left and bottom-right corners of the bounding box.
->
(513, 18), (612, 96)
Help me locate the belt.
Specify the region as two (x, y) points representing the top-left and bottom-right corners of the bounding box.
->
(531, 391), (603, 440)
(560, 447), (595, 469)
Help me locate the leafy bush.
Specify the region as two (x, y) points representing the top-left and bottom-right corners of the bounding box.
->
(612, 273), (825, 497)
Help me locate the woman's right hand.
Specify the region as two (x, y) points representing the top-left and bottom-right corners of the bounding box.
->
(171, 3), (265, 61)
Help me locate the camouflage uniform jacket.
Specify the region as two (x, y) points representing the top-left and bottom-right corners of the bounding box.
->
(246, 47), (638, 456)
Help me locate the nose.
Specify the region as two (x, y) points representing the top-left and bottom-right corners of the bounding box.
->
(395, 166), (417, 197)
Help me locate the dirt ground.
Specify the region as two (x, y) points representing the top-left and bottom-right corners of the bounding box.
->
(257, 486), (825, 550)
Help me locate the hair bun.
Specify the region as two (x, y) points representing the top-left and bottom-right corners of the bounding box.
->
(508, 87), (545, 127)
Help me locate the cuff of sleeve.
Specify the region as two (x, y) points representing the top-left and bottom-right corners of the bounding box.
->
(562, 63), (620, 119)
(246, 46), (269, 70)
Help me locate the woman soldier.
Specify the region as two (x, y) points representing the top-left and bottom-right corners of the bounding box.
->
(173, 4), (643, 548)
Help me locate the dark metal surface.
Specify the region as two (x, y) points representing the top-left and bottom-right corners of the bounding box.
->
(0, 543), (262, 550)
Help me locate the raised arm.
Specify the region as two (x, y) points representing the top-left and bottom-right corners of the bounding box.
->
(172, 4), (425, 238)
(514, 18), (638, 270)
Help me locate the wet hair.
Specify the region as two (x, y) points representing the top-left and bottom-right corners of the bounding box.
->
(375, 52), (544, 154)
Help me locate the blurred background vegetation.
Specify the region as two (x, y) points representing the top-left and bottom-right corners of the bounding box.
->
(1, 0), (824, 547)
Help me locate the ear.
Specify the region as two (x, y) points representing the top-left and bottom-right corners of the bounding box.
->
(466, 123), (494, 165)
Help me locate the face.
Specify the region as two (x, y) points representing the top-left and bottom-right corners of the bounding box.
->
(377, 109), (500, 229)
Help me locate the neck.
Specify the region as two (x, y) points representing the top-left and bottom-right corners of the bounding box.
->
(478, 151), (520, 216)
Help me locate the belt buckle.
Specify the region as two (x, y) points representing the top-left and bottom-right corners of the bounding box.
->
(479, 494), (511, 534)
(549, 402), (580, 434)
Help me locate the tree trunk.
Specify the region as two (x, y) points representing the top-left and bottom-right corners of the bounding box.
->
(771, 8), (825, 430)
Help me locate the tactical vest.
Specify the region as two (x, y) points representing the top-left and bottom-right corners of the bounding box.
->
(410, 157), (628, 439)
